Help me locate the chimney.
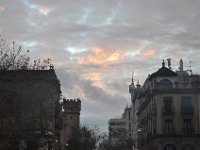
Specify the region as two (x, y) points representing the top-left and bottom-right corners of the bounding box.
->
(167, 58), (171, 69)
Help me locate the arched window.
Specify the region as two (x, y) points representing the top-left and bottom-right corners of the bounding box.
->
(164, 144), (176, 150)
(182, 144), (194, 150)
(160, 79), (173, 89)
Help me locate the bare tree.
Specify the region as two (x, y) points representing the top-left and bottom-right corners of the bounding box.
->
(67, 125), (106, 150)
(0, 36), (53, 70)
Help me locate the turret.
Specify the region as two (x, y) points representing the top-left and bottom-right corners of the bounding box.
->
(60, 98), (81, 149)
(179, 59), (183, 71)
(129, 73), (135, 93)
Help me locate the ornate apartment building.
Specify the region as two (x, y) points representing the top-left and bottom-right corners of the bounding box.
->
(130, 59), (200, 150)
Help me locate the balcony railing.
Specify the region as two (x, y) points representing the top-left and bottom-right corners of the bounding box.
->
(163, 128), (175, 135)
(182, 128), (194, 134)
(147, 113), (152, 120)
(162, 107), (174, 115)
(152, 107), (156, 116)
(181, 107), (194, 115)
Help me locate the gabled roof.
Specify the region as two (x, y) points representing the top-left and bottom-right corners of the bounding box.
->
(149, 66), (177, 80)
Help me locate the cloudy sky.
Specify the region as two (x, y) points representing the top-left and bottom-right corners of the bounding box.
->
(1, 0), (200, 131)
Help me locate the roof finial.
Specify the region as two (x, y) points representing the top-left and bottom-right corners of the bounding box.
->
(162, 59), (165, 67)
(136, 80), (141, 87)
(132, 72), (134, 84)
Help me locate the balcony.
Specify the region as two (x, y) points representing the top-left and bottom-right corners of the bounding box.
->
(147, 113), (152, 120)
(181, 107), (194, 115)
(162, 107), (174, 115)
(138, 137), (145, 146)
(152, 107), (156, 116)
(163, 128), (175, 135)
(182, 128), (194, 134)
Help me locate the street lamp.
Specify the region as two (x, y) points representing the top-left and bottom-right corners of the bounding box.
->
(66, 143), (69, 150)
(137, 129), (142, 132)
(137, 128), (147, 150)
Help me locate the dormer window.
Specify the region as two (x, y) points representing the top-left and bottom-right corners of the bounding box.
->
(159, 79), (173, 89)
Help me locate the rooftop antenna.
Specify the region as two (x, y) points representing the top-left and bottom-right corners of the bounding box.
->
(186, 60), (192, 74)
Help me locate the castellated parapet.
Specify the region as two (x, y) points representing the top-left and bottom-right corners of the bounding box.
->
(63, 98), (81, 114)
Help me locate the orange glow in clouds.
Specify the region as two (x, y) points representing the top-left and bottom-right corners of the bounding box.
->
(137, 45), (156, 57)
(78, 47), (123, 67)
(78, 47), (124, 89)
(107, 52), (121, 61)
(0, 5), (5, 12)
(142, 49), (155, 56)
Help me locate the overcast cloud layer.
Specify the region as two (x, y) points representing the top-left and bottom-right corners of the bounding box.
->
(1, 0), (200, 131)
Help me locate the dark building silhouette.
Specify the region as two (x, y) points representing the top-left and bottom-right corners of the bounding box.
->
(0, 69), (61, 149)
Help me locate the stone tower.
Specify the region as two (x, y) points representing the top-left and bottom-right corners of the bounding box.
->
(60, 98), (81, 150)
(63, 98), (81, 129)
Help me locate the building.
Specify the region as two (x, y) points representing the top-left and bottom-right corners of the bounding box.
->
(134, 59), (200, 150)
(0, 69), (61, 150)
(129, 79), (145, 150)
(60, 98), (81, 150)
(108, 106), (133, 146)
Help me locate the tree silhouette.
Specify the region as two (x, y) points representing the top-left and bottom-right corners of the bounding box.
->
(0, 36), (53, 70)
(68, 125), (106, 150)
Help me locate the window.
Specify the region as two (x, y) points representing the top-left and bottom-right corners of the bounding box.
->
(163, 97), (173, 113)
(183, 119), (193, 134)
(160, 79), (173, 89)
(181, 96), (193, 114)
(164, 144), (176, 150)
(164, 119), (173, 134)
(182, 144), (194, 150)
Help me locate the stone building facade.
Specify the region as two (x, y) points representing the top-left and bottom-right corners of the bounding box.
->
(134, 59), (200, 150)
(60, 98), (81, 150)
(0, 70), (61, 150)
(108, 106), (133, 146)
(129, 80), (145, 150)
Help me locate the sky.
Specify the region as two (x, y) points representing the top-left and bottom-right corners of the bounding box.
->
(1, 0), (200, 132)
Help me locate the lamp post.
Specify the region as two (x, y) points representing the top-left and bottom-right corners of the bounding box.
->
(65, 143), (68, 150)
(138, 128), (147, 150)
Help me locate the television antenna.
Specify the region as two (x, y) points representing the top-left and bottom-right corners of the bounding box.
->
(186, 60), (192, 74)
